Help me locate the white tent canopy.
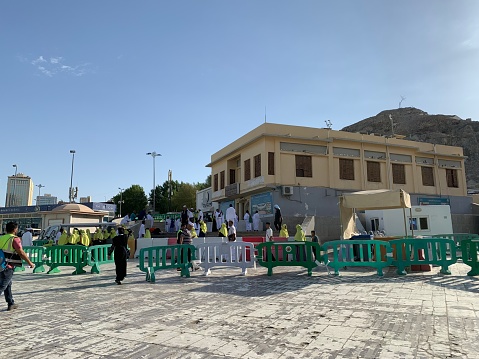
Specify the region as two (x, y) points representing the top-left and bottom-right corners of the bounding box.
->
(340, 189), (411, 239)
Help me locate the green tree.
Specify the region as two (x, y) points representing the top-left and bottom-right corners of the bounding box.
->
(196, 175), (211, 191)
(171, 182), (197, 211)
(112, 185), (148, 216)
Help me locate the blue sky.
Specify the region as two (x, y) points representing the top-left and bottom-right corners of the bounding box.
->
(1, 1), (478, 204)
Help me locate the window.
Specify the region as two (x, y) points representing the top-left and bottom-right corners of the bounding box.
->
(409, 218), (418, 230)
(254, 154), (261, 178)
(410, 217), (429, 230)
(229, 169), (236, 185)
(295, 155), (312, 177)
(213, 174), (218, 192)
(421, 167), (435, 186)
(392, 164), (406, 184)
(446, 169), (459, 188)
(268, 152), (275, 175)
(244, 159), (251, 181)
(419, 217), (429, 230)
(339, 159), (354, 180)
(220, 171), (225, 189)
(367, 161), (381, 182)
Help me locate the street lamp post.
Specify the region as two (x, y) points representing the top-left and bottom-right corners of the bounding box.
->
(36, 184), (45, 199)
(118, 187), (124, 217)
(146, 152), (161, 213)
(69, 150), (76, 203)
(12, 164), (18, 207)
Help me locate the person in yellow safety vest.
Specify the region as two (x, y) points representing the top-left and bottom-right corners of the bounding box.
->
(68, 229), (80, 245)
(279, 224), (289, 238)
(199, 220), (207, 237)
(79, 230), (90, 246)
(294, 224), (306, 261)
(102, 228), (110, 241)
(188, 223), (198, 239)
(93, 228), (103, 245)
(58, 231), (69, 245)
(144, 228), (151, 239)
(86, 229), (92, 243)
(219, 223), (228, 237)
(109, 228), (117, 241)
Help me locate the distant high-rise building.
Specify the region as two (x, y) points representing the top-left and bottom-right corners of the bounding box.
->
(5, 173), (34, 207)
(80, 196), (92, 203)
(36, 194), (58, 206)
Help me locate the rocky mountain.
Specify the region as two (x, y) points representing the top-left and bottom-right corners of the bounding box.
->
(341, 107), (479, 189)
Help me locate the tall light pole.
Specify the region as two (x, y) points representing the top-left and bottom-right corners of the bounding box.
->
(36, 184), (45, 199)
(69, 150), (76, 203)
(146, 151), (161, 213)
(12, 164), (17, 207)
(118, 187), (124, 217)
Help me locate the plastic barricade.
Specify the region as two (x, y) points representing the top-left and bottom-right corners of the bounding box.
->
(15, 246), (47, 273)
(322, 240), (392, 276)
(33, 240), (52, 247)
(242, 237), (264, 261)
(461, 238), (479, 276)
(390, 237), (457, 275)
(86, 245), (114, 274)
(256, 241), (321, 276)
(138, 244), (196, 282)
(45, 245), (88, 275)
(432, 233), (479, 259)
(196, 242), (256, 276)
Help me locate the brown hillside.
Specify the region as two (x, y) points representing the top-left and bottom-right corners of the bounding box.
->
(341, 107), (479, 189)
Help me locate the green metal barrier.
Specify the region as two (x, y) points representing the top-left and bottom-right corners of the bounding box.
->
(322, 240), (392, 276)
(461, 238), (479, 276)
(14, 246), (47, 273)
(390, 238), (457, 275)
(45, 245), (88, 275)
(431, 233), (479, 258)
(138, 244), (196, 282)
(255, 241), (322, 276)
(33, 240), (52, 247)
(86, 245), (114, 274)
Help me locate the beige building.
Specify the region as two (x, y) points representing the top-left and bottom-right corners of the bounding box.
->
(5, 173), (34, 207)
(208, 123), (470, 237)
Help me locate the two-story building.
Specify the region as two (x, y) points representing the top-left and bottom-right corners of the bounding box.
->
(207, 123), (474, 239)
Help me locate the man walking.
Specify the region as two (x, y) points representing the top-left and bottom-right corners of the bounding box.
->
(226, 204), (236, 227)
(0, 222), (35, 311)
(22, 227), (33, 247)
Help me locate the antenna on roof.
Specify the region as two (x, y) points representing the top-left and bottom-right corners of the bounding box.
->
(399, 96), (406, 108)
(325, 120), (333, 129)
(264, 106), (267, 123)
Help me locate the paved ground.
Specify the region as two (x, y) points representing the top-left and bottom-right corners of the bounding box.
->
(3, 260), (479, 359)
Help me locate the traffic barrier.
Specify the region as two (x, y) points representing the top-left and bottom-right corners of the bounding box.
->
(86, 245), (114, 274)
(256, 241), (321, 276)
(322, 240), (392, 276)
(461, 238), (479, 276)
(196, 242), (256, 276)
(138, 244), (196, 282)
(242, 237), (264, 261)
(432, 233), (479, 258)
(32, 240), (52, 247)
(14, 246), (47, 273)
(390, 238), (457, 275)
(45, 245), (88, 275)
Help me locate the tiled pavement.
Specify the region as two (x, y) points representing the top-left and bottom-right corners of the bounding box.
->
(3, 261), (479, 359)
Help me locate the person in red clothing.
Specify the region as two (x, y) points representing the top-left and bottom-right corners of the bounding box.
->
(0, 222), (35, 311)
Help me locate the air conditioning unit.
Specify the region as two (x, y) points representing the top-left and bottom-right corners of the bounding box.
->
(282, 186), (293, 196)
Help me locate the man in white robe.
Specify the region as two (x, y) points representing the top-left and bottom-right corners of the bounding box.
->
(252, 211), (261, 231)
(225, 204), (236, 227)
(244, 211), (252, 231)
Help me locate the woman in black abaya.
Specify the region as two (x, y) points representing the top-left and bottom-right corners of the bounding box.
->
(111, 227), (128, 285)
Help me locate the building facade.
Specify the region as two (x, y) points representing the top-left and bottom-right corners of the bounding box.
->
(5, 173), (34, 207)
(36, 194), (58, 206)
(208, 123), (472, 238)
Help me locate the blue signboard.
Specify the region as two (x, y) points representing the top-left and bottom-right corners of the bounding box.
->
(251, 192), (273, 217)
(417, 197), (450, 206)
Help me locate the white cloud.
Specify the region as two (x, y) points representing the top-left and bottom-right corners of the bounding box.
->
(50, 57), (63, 64)
(23, 55), (93, 77)
(31, 56), (46, 65)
